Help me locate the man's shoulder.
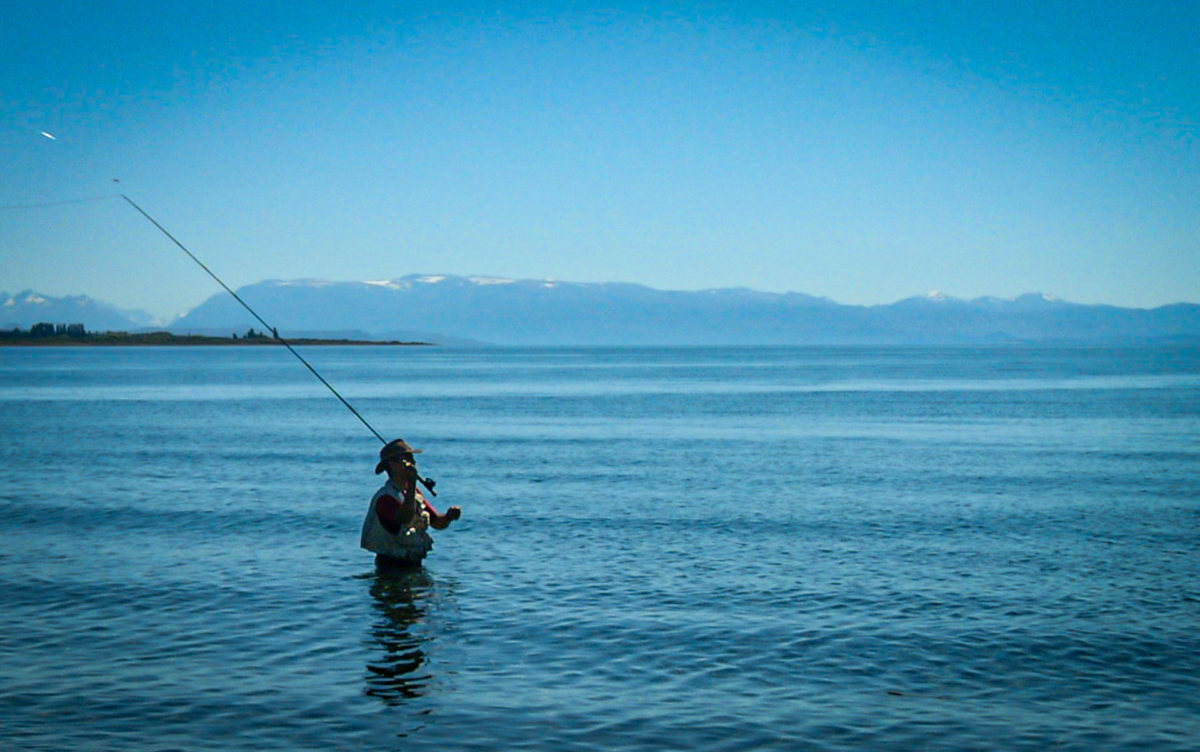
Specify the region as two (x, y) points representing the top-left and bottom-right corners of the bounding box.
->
(372, 480), (400, 499)
(367, 484), (396, 508)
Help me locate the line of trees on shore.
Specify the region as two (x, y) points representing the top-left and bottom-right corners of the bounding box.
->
(1, 322), (89, 339)
(1, 323), (281, 340)
(1, 323), (424, 346)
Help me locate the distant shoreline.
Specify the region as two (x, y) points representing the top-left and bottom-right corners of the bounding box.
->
(0, 332), (431, 347)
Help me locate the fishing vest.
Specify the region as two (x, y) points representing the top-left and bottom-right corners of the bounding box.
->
(360, 481), (433, 561)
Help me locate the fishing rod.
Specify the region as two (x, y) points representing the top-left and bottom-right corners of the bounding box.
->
(119, 194), (438, 496)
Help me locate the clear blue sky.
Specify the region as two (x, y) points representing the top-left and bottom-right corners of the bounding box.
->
(2, 0), (1197, 318)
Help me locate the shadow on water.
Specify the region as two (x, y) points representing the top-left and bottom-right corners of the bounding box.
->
(363, 565), (436, 706)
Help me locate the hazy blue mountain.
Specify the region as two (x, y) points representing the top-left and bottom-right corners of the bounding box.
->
(165, 276), (1200, 345)
(0, 290), (155, 332)
(8, 280), (1197, 345)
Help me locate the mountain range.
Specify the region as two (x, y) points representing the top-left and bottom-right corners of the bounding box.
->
(1, 290), (157, 332)
(5, 276), (1199, 345)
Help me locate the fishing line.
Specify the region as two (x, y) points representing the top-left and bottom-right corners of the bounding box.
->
(0, 194), (122, 210)
(119, 194), (390, 445)
(8, 187), (439, 493)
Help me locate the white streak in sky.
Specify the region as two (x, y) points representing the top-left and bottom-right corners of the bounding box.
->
(41, 131), (58, 140)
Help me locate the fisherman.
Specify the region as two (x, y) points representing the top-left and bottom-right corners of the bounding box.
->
(361, 439), (462, 567)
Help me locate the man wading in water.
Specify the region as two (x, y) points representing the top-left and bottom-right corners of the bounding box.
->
(361, 439), (462, 567)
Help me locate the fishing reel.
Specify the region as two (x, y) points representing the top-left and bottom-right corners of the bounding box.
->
(418, 474), (437, 496)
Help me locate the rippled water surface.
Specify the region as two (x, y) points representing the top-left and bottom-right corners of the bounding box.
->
(1, 345), (1198, 751)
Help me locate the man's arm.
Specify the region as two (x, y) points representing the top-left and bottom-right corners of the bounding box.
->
(375, 495), (403, 535)
(418, 491), (462, 529)
(376, 471), (421, 534)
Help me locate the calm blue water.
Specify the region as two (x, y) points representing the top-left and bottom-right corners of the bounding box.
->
(1, 345), (1197, 751)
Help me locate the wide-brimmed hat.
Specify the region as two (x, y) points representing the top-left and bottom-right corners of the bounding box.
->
(375, 438), (422, 474)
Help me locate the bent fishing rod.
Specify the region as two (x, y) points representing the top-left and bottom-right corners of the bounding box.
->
(120, 194), (438, 496)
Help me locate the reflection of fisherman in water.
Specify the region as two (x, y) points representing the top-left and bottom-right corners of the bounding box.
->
(365, 568), (436, 704)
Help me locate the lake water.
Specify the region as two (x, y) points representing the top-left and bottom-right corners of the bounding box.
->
(1, 345), (1197, 751)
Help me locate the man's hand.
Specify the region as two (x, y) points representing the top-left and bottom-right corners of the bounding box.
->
(427, 504), (462, 529)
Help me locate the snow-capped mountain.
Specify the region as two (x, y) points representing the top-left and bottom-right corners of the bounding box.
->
(164, 275), (1200, 345)
(7, 278), (1197, 345)
(1, 290), (155, 331)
